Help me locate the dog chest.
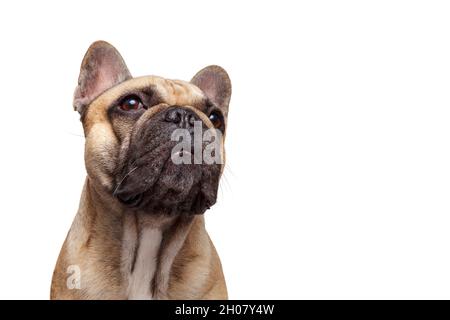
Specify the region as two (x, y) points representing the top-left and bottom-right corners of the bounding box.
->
(121, 218), (163, 300)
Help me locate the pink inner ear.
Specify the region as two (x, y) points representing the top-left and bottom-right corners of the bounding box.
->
(73, 41), (131, 113)
(194, 72), (223, 107)
(199, 76), (219, 103)
(86, 52), (130, 100)
(90, 59), (121, 98)
(191, 66), (231, 110)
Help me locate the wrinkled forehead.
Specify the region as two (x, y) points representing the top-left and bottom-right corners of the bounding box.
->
(92, 75), (206, 110)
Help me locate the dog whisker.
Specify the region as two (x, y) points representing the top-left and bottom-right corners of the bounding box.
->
(65, 131), (84, 138)
(113, 166), (139, 197)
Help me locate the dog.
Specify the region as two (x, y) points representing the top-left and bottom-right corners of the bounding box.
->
(50, 41), (231, 299)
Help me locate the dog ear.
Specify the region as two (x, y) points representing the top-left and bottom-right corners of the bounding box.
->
(73, 41), (132, 114)
(191, 65), (231, 115)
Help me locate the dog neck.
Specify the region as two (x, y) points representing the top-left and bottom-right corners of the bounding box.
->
(77, 177), (195, 299)
(121, 210), (194, 299)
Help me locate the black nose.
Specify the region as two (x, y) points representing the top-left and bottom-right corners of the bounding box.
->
(164, 107), (199, 128)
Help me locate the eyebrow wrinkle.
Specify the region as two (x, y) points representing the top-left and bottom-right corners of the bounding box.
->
(140, 86), (163, 108)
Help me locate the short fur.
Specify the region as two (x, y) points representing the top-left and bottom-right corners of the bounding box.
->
(51, 41), (231, 299)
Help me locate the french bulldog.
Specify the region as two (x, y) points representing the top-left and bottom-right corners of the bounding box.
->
(50, 41), (230, 299)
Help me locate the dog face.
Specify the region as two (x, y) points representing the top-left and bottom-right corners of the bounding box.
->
(73, 41), (231, 215)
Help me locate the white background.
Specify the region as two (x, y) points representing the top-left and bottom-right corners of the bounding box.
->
(0, 0), (450, 299)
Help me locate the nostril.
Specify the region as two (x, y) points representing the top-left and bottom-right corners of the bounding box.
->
(164, 109), (182, 124)
(187, 114), (196, 127)
(164, 107), (199, 128)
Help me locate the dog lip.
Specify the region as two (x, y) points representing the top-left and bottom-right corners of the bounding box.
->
(117, 192), (143, 208)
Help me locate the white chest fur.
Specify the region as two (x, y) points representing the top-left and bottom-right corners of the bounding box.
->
(121, 213), (193, 300)
(121, 215), (163, 300)
(129, 228), (161, 299)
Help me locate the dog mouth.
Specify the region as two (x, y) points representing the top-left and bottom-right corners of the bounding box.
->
(114, 142), (220, 215)
(117, 192), (144, 207)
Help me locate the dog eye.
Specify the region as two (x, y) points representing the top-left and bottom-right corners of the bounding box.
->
(208, 110), (224, 130)
(119, 96), (144, 111)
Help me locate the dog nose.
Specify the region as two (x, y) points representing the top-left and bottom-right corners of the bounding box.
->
(163, 107), (198, 128)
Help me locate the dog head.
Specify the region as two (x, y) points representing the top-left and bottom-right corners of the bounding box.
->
(73, 41), (231, 215)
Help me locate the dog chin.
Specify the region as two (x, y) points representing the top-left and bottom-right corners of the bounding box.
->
(115, 158), (220, 215)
